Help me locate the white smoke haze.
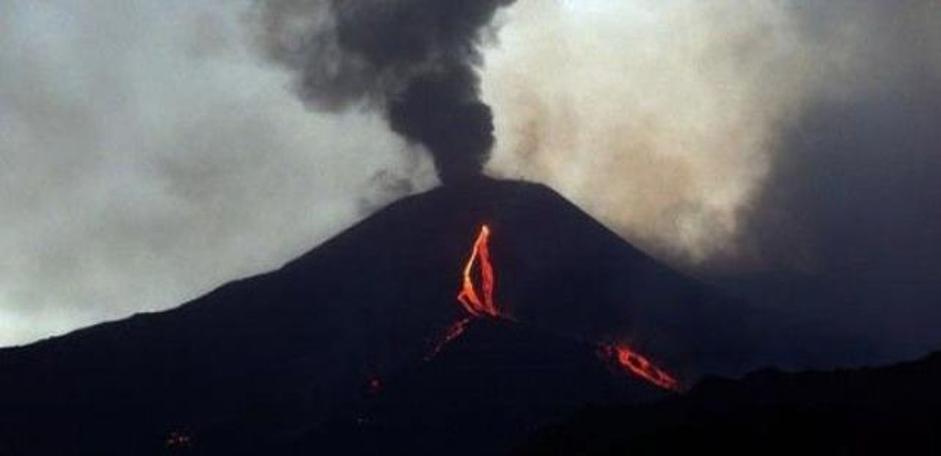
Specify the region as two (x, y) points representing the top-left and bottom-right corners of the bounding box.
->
(0, 0), (435, 346)
(481, 0), (940, 270)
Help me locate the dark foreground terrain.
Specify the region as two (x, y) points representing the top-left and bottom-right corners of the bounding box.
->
(519, 350), (941, 455)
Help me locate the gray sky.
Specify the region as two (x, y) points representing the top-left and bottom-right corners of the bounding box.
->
(2, 0), (939, 349)
(0, 0), (436, 345)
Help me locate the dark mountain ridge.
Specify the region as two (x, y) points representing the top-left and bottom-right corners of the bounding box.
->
(519, 350), (941, 455)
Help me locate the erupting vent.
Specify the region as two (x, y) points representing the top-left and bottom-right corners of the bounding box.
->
(429, 224), (679, 391)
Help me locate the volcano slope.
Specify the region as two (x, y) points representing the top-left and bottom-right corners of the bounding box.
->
(0, 178), (800, 454)
(284, 317), (668, 455)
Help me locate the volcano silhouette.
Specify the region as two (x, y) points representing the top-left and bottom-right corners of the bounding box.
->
(0, 179), (787, 454)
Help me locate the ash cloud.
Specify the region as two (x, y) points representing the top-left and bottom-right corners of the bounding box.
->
(482, 0), (941, 363)
(482, 1), (940, 268)
(254, 0), (515, 183)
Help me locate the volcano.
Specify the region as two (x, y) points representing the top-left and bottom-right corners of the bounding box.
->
(0, 179), (794, 454)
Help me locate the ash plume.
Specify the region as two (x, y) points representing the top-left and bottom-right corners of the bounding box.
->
(481, 0), (941, 273)
(481, 0), (941, 363)
(255, 0), (515, 184)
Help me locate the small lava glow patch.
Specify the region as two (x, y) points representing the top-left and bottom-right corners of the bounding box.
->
(599, 343), (679, 391)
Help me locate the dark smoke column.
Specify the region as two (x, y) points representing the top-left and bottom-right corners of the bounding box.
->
(388, 70), (494, 184)
(257, 0), (516, 184)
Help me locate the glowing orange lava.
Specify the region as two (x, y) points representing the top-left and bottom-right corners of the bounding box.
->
(426, 317), (473, 360)
(600, 344), (679, 391)
(429, 224), (680, 392)
(426, 225), (498, 360)
(457, 225), (498, 317)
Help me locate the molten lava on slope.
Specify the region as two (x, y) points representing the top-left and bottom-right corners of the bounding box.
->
(431, 224), (679, 391)
(457, 225), (498, 318)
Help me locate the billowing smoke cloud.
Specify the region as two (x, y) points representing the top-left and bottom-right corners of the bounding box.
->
(482, 0), (940, 269)
(482, 0), (829, 265)
(254, 0), (515, 183)
(737, 0), (941, 361)
(481, 0), (941, 362)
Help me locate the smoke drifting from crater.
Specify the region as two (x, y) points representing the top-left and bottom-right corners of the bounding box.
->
(481, 0), (941, 273)
(481, 0), (941, 361)
(255, 0), (515, 184)
(481, 0), (824, 265)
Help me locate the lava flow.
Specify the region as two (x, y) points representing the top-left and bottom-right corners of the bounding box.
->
(599, 344), (679, 391)
(426, 225), (498, 359)
(456, 225), (498, 317)
(430, 224), (679, 392)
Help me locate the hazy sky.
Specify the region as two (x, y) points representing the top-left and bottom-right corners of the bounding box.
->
(0, 0), (436, 345)
(484, 0), (940, 268)
(2, 0), (939, 348)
